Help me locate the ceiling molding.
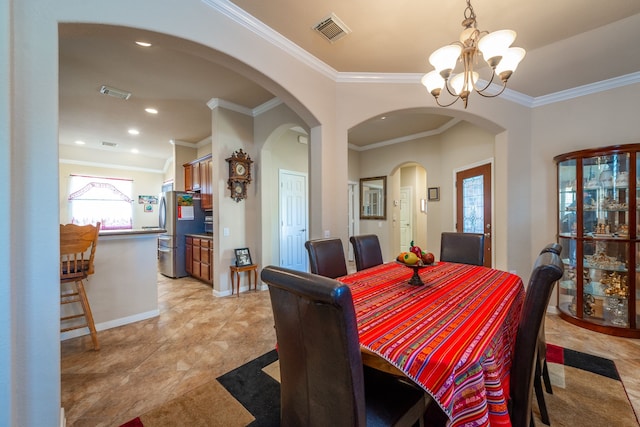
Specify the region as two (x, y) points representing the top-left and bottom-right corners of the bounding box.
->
(336, 72), (419, 84)
(59, 158), (165, 174)
(207, 97), (253, 115)
(202, 0), (338, 80)
(204, 1), (639, 109)
(348, 118), (462, 152)
(171, 139), (198, 148)
(252, 98), (284, 116)
(531, 72), (640, 108)
(207, 96), (283, 117)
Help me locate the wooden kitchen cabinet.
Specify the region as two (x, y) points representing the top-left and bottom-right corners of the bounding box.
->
(185, 238), (193, 275)
(200, 156), (212, 209)
(185, 235), (213, 284)
(183, 154), (212, 209)
(184, 163), (193, 192)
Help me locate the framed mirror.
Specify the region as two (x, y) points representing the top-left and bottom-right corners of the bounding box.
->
(360, 176), (387, 220)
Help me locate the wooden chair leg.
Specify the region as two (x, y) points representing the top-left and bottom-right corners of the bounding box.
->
(534, 375), (550, 425)
(76, 279), (100, 350)
(542, 360), (553, 394)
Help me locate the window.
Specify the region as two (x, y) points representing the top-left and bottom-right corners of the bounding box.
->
(68, 175), (133, 230)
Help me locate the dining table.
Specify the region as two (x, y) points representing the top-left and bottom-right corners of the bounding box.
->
(337, 261), (525, 427)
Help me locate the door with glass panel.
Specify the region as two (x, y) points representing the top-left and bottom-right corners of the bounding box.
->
(456, 164), (492, 267)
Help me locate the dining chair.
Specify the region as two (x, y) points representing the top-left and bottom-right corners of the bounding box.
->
(533, 243), (563, 425)
(439, 232), (485, 266)
(304, 238), (348, 278)
(508, 251), (564, 427)
(261, 265), (428, 427)
(349, 234), (384, 271)
(60, 222), (101, 350)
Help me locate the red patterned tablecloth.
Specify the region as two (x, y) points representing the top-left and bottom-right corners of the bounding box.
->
(338, 261), (524, 427)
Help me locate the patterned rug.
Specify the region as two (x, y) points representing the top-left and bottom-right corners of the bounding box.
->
(121, 345), (639, 427)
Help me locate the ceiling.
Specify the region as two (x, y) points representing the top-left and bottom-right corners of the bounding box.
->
(58, 0), (640, 169)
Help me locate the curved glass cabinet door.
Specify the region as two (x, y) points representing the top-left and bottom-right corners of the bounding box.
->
(555, 145), (639, 338)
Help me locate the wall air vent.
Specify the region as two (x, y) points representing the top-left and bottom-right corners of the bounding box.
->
(99, 85), (132, 100)
(101, 141), (118, 148)
(313, 13), (351, 43)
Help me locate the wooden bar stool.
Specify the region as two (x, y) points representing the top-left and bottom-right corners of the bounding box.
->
(60, 222), (100, 350)
(229, 264), (259, 297)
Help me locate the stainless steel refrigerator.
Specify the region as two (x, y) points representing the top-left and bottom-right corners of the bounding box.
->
(158, 191), (205, 278)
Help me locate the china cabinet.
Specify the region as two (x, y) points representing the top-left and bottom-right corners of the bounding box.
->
(555, 144), (640, 337)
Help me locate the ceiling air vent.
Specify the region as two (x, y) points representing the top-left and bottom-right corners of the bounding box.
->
(99, 85), (132, 100)
(313, 13), (351, 43)
(101, 141), (118, 148)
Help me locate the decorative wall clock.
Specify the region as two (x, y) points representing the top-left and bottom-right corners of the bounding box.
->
(226, 149), (253, 202)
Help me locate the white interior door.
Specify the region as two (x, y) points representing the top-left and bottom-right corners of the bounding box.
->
(279, 170), (308, 272)
(400, 187), (413, 252)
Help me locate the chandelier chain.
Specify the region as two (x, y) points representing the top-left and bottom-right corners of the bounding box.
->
(463, 0), (477, 29)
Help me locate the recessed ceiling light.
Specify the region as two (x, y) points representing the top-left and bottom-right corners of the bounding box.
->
(131, 148), (139, 154)
(128, 129), (140, 135)
(135, 41), (152, 47)
(145, 107), (158, 114)
(74, 140), (86, 145)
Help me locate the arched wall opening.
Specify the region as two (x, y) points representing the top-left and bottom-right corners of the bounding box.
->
(348, 108), (500, 263)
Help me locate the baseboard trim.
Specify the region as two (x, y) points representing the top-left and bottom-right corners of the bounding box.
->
(60, 309), (160, 341)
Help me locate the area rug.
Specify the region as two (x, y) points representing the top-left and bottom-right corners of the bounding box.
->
(122, 345), (638, 426)
(534, 344), (639, 427)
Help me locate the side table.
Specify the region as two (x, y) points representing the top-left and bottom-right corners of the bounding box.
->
(229, 264), (259, 297)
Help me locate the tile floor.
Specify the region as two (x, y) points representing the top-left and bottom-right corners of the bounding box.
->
(61, 274), (640, 427)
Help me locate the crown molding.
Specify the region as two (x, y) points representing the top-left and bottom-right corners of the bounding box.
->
(59, 158), (165, 174)
(252, 97), (284, 116)
(531, 72), (640, 107)
(207, 98), (253, 115)
(202, 0), (338, 80)
(170, 139), (198, 148)
(203, 0), (640, 109)
(349, 118), (462, 151)
(207, 96), (283, 117)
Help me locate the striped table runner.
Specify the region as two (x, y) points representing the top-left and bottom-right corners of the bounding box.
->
(338, 261), (524, 427)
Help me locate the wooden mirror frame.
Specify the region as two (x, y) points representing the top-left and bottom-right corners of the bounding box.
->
(360, 176), (387, 220)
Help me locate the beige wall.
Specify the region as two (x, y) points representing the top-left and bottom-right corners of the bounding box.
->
(352, 121), (494, 263)
(255, 102), (309, 271)
(210, 106), (254, 295)
(59, 163), (164, 229)
(6, 0), (640, 424)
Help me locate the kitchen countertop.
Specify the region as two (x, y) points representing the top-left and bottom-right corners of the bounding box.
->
(185, 233), (213, 239)
(99, 228), (166, 237)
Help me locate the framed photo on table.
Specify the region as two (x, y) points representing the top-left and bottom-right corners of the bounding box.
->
(234, 248), (253, 267)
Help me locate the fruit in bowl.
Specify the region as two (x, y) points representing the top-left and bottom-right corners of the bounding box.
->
(397, 251), (422, 265)
(421, 252), (435, 265)
(408, 240), (435, 265)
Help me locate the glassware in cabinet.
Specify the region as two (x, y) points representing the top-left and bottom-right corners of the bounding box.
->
(555, 144), (640, 337)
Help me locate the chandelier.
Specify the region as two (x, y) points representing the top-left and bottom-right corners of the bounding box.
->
(421, 0), (526, 108)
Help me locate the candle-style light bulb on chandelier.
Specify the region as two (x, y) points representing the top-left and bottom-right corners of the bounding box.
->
(421, 0), (526, 108)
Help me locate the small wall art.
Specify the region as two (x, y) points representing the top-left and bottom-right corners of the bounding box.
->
(428, 187), (440, 201)
(138, 195), (158, 204)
